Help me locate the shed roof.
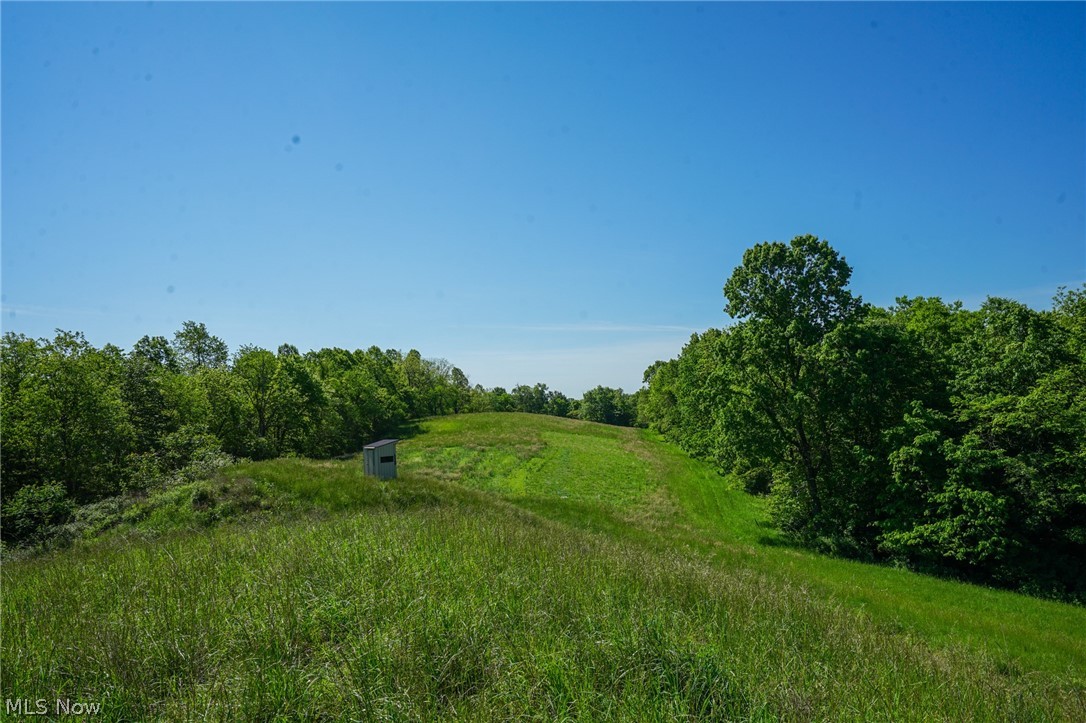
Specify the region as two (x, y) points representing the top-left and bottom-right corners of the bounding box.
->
(363, 439), (399, 449)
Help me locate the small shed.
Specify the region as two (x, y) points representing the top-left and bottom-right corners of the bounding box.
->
(363, 439), (398, 479)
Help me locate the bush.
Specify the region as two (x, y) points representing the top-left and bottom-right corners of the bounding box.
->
(739, 466), (773, 495)
(161, 425), (222, 471)
(1, 482), (75, 546)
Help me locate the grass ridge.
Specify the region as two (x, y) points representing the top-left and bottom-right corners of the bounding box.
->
(3, 412), (1083, 721)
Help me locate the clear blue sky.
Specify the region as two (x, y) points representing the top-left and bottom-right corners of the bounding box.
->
(3, 2), (1083, 396)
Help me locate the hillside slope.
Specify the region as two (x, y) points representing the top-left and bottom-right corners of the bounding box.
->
(400, 414), (1085, 678)
(3, 413), (1083, 720)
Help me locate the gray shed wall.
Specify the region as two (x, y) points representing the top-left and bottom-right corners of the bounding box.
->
(363, 441), (398, 479)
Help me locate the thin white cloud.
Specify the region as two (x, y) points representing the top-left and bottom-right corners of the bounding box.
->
(951, 278), (1085, 310)
(463, 322), (701, 334)
(1, 304), (111, 319)
(452, 337), (689, 396)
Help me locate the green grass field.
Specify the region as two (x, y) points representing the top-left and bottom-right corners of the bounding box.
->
(3, 413), (1084, 720)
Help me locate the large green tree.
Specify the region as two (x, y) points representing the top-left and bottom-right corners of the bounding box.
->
(721, 235), (863, 530)
(715, 237), (933, 550)
(880, 293), (1086, 596)
(579, 386), (637, 426)
(1, 331), (134, 502)
(640, 235), (1086, 599)
(172, 321), (229, 372)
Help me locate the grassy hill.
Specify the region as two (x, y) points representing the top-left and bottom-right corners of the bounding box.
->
(3, 413), (1084, 720)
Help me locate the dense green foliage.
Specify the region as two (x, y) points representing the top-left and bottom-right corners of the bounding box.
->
(0, 325), (447, 524)
(579, 384), (641, 426)
(640, 235), (1086, 601)
(1, 325), (646, 547)
(4, 414), (1083, 720)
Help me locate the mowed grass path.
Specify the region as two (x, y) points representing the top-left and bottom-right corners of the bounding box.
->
(3, 413), (1084, 720)
(399, 414), (663, 508)
(400, 414), (1086, 682)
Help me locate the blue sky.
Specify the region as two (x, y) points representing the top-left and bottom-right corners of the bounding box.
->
(3, 2), (1083, 396)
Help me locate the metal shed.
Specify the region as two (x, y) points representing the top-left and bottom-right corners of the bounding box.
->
(363, 439), (398, 479)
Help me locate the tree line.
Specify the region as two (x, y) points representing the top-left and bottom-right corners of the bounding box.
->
(0, 322), (639, 546)
(639, 235), (1085, 602)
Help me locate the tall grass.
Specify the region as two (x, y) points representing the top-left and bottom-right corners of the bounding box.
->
(638, 429), (1086, 682)
(3, 413), (1084, 720)
(404, 415), (1086, 681)
(5, 498), (1081, 720)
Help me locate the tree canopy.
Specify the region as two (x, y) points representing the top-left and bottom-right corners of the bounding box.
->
(1, 322), (634, 548)
(641, 235), (1086, 602)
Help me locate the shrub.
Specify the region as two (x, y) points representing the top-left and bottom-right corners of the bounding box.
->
(739, 466), (773, 495)
(1, 482), (74, 545)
